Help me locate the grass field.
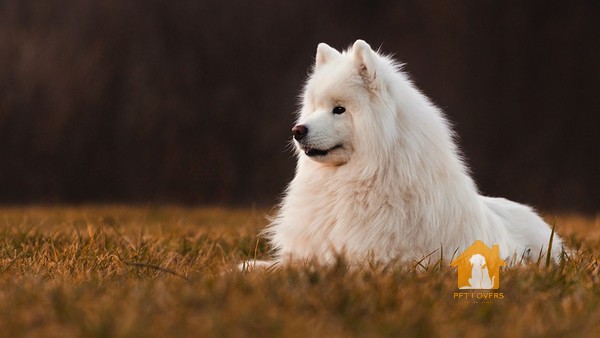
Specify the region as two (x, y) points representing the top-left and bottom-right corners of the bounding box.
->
(0, 206), (598, 337)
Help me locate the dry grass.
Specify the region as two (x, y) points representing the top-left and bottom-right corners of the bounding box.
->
(0, 206), (599, 337)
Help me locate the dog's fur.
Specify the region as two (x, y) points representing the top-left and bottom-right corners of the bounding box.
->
(250, 40), (563, 268)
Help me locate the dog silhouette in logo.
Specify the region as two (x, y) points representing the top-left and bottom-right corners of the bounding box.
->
(459, 254), (495, 289)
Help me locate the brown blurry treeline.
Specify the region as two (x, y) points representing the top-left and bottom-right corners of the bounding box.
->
(0, 0), (598, 212)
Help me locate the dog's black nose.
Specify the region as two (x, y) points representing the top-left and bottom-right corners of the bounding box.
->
(292, 124), (308, 141)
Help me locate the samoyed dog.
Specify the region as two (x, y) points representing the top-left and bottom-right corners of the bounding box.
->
(246, 40), (564, 269)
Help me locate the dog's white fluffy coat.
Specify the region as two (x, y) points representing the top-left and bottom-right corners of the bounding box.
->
(262, 40), (563, 266)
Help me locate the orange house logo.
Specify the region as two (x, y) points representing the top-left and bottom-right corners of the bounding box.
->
(450, 240), (506, 289)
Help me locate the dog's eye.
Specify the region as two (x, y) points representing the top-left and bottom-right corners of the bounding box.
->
(332, 106), (346, 115)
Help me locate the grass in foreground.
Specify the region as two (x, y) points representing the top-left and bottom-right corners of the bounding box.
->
(0, 206), (598, 337)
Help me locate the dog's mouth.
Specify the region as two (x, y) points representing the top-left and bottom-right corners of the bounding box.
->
(303, 144), (343, 157)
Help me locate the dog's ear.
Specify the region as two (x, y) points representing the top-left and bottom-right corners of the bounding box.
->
(315, 43), (340, 69)
(352, 40), (378, 89)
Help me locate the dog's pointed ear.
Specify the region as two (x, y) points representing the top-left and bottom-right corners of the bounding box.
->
(315, 43), (340, 69)
(352, 39), (377, 85)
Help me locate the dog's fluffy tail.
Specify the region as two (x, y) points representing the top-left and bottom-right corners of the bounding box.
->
(483, 196), (564, 262)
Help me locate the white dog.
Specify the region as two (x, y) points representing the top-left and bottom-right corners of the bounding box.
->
(460, 254), (495, 289)
(245, 40), (564, 269)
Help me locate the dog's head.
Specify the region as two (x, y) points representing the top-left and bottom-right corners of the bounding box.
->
(292, 40), (383, 166)
(469, 254), (487, 269)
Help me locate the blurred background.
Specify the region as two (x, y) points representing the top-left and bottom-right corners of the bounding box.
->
(0, 0), (598, 212)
